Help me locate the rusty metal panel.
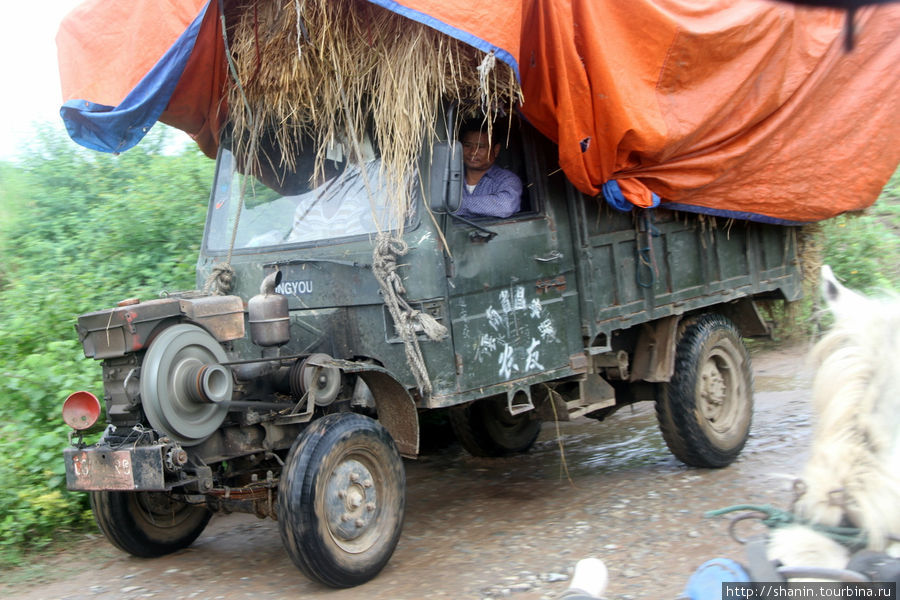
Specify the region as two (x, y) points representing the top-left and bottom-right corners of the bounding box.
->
(358, 370), (419, 458)
(77, 295), (247, 359)
(81, 326), (127, 358)
(629, 315), (681, 383)
(180, 295), (246, 341)
(720, 298), (771, 338)
(76, 298), (183, 359)
(64, 445), (166, 491)
(311, 357), (420, 458)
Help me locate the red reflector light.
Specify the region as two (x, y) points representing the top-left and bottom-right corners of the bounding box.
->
(63, 391), (101, 430)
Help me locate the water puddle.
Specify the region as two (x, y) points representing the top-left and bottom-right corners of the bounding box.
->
(755, 375), (801, 392)
(531, 414), (671, 478)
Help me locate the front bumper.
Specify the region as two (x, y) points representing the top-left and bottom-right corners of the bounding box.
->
(64, 444), (167, 491)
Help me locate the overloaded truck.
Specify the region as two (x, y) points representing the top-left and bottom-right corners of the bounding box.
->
(62, 114), (802, 587)
(56, 0), (899, 590)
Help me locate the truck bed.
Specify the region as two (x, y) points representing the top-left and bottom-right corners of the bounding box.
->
(571, 194), (802, 343)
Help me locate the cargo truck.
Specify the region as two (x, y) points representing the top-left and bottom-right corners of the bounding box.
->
(61, 115), (801, 587)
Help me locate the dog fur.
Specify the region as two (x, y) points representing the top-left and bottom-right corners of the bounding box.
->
(768, 266), (900, 568)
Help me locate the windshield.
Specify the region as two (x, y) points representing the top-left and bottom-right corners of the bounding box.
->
(205, 135), (413, 251)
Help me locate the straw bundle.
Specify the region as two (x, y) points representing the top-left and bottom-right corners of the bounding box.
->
(224, 0), (520, 229)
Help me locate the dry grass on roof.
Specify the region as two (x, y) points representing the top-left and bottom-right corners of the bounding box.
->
(224, 0), (520, 230)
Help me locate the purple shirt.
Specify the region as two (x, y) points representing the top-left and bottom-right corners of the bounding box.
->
(458, 165), (523, 219)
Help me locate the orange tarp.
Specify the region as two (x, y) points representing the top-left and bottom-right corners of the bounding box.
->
(57, 0), (209, 107)
(57, 0), (900, 223)
(514, 1), (900, 222)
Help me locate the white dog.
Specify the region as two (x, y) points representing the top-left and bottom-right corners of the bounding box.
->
(768, 266), (900, 569)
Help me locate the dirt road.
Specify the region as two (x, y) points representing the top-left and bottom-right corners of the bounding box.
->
(2, 343), (815, 600)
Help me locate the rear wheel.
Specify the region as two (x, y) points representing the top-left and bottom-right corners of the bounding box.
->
(449, 396), (542, 457)
(90, 491), (211, 557)
(277, 413), (405, 588)
(656, 314), (753, 468)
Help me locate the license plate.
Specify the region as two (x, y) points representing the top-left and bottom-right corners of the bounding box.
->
(64, 445), (166, 491)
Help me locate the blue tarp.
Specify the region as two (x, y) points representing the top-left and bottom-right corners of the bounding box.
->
(59, 2), (208, 154)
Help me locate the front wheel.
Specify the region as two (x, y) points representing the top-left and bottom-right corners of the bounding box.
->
(655, 314), (753, 468)
(277, 413), (405, 588)
(90, 491), (211, 557)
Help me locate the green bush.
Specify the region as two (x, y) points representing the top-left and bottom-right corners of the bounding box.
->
(769, 168), (900, 340)
(821, 168), (900, 294)
(0, 125), (212, 566)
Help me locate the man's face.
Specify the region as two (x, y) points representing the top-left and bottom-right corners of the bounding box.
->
(462, 131), (500, 172)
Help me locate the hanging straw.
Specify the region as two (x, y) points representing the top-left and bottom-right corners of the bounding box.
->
(223, 0), (521, 231)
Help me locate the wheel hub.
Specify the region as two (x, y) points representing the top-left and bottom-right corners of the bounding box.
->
(325, 459), (377, 543)
(700, 362), (727, 410)
(698, 350), (739, 429)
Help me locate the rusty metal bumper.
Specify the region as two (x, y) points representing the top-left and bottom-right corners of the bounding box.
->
(64, 444), (167, 491)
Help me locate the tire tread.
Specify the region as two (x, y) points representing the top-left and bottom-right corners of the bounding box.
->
(90, 491), (211, 558)
(448, 399), (541, 457)
(277, 413), (405, 588)
(656, 313), (753, 468)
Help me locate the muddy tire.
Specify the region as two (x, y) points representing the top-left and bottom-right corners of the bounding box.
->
(89, 491), (211, 558)
(656, 314), (753, 468)
(449, 397), (542, 457)
(277, 413), (405, 588)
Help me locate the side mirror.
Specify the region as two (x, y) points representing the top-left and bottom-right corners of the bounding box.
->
(428, 141), (463, 213)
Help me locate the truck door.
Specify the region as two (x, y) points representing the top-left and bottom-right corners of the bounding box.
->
(442, 127), (581, 397)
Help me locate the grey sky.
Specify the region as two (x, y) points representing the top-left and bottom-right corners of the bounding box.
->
(0, 0), (84, 160)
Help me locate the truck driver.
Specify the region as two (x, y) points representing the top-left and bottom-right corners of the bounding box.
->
(457, 122), (522, 219)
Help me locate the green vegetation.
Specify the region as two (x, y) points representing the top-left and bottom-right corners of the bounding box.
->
(754, 168), (900, 342)
(0, 125), (212, 567)
(821, 168), (900, 294)
(771, 168), (900, 341)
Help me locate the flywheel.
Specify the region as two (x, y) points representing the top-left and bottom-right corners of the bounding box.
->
(140, 324), (233, 446)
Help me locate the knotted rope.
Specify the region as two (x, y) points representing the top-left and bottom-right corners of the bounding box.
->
(372, 233), (448, 396)
(204, 263), (236, 296)
(477, 51), (497, 114)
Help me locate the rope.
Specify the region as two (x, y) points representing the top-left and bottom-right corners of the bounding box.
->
(372, 233), (448, 396)
(477, 51), (497, 119)
(203, 138), (244, 296)
(706, 504), (868, 551)
(203, 263), (236, 296)
(204, 0), (253, 297)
